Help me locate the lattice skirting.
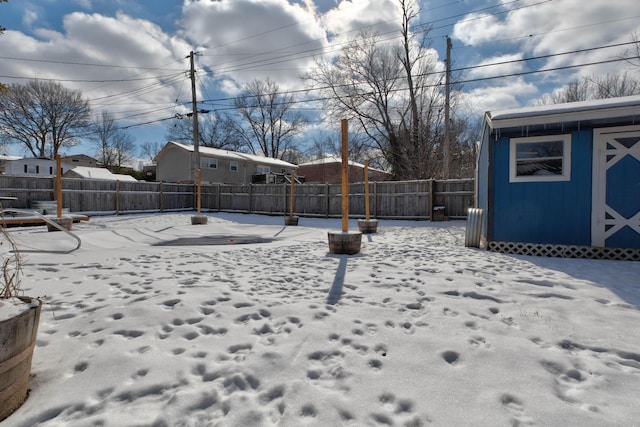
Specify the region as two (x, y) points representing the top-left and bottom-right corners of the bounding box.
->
(487, 241), (640, 261)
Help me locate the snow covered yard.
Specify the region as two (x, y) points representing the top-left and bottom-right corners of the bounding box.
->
(3, 212), (640, 427)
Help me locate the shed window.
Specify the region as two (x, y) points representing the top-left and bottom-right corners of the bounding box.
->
(200, 158), (217, 169)
(509, 134), (571, 182)
(230, 161), (238, 172)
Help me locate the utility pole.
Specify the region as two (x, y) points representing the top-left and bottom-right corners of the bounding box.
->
(189, 51), (199, 182)
(443, 36), (452, 180)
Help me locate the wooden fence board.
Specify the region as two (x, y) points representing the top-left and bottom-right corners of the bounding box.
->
(0, 176), (474, 219)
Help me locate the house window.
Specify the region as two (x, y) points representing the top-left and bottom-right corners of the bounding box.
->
(509, 134), (571, 182)
(257, 166), (270, 175)
(25, 164), (37, 174)
(200, 158), (217, 169)
(230, 161), (238, 172)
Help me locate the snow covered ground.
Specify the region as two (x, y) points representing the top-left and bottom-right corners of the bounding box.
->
(3, 212), (640, 427)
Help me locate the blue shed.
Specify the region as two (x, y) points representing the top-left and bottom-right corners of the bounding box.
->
(476, 95), (640, 260)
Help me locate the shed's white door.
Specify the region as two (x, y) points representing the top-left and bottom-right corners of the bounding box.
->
(592, 125), (640, 248)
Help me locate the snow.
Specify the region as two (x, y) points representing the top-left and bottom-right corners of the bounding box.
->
(67, 167), (138, 182)
(0, 299), (34, 322)
(2, 212), (640, 426)
(488, 94), (640, 121)
(165, 141), (297, 169)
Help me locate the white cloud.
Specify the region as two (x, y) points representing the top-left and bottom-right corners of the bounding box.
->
(452, 0), (640, 108)
(467, 53), (525, 79)
(74, 0), (93, 9)
(322, 0), (402, 38)
(22, 7), (39, 28)
(452, 13), (507, 46)
(0, 12), (192, 130)
(179, 0), (328, 92)
(456, 0), (640, 62)
(457, 78), (540, 116)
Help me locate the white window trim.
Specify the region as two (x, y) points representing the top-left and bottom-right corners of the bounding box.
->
(200, 158), (218, 169)
(509, 134), (571, 183)
(256, 166), (271, 175)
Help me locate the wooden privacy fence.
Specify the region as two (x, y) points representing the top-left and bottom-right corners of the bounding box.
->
(0, 176), (475, 219)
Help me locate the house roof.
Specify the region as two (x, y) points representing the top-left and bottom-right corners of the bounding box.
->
(166, 141), (298, 169)
(298, 156), (390, 174)
(67, 166), (137, 181)
(485, 95), (640, 130)
(298, 156), (356, 167)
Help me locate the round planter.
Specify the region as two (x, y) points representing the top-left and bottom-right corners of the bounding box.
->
(0, 297), (41, 421)
(284, 216), (299, 226)
(357, 219), (378, 234)
(46, 216), (73, 232)
(328, 231), (363, 255)
(191, 215), (208, 225)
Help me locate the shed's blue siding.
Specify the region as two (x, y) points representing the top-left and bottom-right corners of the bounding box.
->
(490, 129), (593, 245)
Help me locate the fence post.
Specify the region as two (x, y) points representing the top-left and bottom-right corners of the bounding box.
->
(374, 181), (378, 217)
(217, 184), (221, 212)
(115, 180), (120, 214)
(159, 182), (163, 212)
(428, 179), (434, 219)
(283, 181), (287, 216)
(325, 183), (330, 218)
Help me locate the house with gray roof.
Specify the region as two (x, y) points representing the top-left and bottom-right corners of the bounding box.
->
(155, 141), (297, 184)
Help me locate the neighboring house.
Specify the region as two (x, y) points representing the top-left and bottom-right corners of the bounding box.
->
(62, 154), (101, 168)
(0, 157), (73, 176)
(0, 154), (22, 175)
(155, 141), (297, 184)
(63, 166), (138, 181)
(142, 164), (157, 181)
(297, 157), (392, 184)
(476, 95), (640, 259)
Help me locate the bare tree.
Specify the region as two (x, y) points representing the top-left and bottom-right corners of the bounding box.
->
(306, 128), (379, 167)
(139, 141), (163, 163)
(305, 0), (444, 179)
(110, 131), (135, 172)
(588, 72), (640, 98)
(166, 111), (238, 150)
(536, 78), (590, 105)
(624, 31), (640, 68)
(306, 31), (405, 176)
(537, 72), (640, 105)
(228, 78), (307, 159)
(0, 80), (91, 158)
(91, 111), (135, 171)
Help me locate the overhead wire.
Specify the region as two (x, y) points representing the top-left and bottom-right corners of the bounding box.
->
(201, 0), (549, 75)
(3, 0), (633, 132)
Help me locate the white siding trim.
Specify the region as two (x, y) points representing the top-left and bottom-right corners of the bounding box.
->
(592, 125), (640, 247)
(509, 134), (572, 183)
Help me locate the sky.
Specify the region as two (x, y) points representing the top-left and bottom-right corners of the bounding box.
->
(3, 212), (640, 426)
(1, 0), (639, 160)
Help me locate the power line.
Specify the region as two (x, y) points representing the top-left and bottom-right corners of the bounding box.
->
(0, 55), (183, 72)
(0, 72), (184, 83)
(198, 41), (636, 105)
(201, 0), (551, 76)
